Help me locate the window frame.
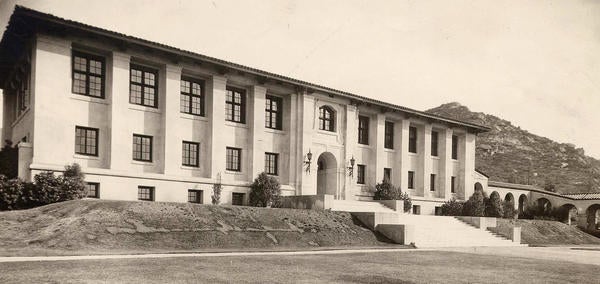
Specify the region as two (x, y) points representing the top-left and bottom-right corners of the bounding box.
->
(180, 77), (205, 116)
(85, 182), (100, 198)
(72, 50), (105, 98)
(137, 186), (155, 201)
(232, 192), (244, 206)
(357, 164), (366, 184)
(129, 64), (159, 108)
(431, 130), (439, 157)
(408, 171), (415, 189)
(132, 134), (153, 162)
(452, 135), (459, 160)
(265, 95), (283, 130)
(430, 174), (436, 191)
(264, 152), (279, 176)
(384, 121), (394, 149)
(408, 126), (417, 153)
(226, 147), (242, 172)
(188, 189), (203, 204)
(182, 141), (200, 167)
(358, 115), (369, 145)
(318, 106), (335, 132)
(225, 86), (246, 123)
(75, 126), (99, 157)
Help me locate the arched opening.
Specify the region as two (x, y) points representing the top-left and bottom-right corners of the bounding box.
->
(536, 198), (553, 216)
(518, 194), (528, 216)
(557, 204), (578, 225)
(585, 204), (600, 231)
(490, 191), (500, 199)
(504, 193), (516, 219)
(504, 193), (514, 207)
(316, 152), (339, 198)
(474, 182), (483, 192)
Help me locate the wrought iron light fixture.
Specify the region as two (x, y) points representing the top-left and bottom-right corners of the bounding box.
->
(304, 149), (313, 173)
(347, 156), (355, 177)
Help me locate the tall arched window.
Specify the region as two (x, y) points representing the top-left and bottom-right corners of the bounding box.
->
(319, 106), (335, 131)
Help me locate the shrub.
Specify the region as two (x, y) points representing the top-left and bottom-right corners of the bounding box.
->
(399, 192), (412, 213)
(0, 140), (18, 179)
(502, 200), (517, 219)
(373, 180), (400, 200)
(249, 172), (281, 207)
(212, 173), (222, 205)
(485, 193), (504, 218)
(0, 176), (24, 210)
(463, 190), (487, 217)
(441, 198), (464, 216)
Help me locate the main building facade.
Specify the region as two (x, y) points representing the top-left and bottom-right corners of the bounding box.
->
(0, 7), (489, 214)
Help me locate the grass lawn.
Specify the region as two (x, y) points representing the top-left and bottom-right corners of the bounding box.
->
(0, 250), (597, 283)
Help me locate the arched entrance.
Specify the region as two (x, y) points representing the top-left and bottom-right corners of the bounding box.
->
(518, 194), (528, 216)
(557, 204), (578, 225)
(316, 152), (340, 199)
(585, 204), (600, 231)
(505, 193), (514, 207)
(536, 198), (553, 216)
(474, 182), (483, 192)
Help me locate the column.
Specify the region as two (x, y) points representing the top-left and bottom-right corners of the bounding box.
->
(418, 124), (432, 197)
(300, 93), (315, 195)
(162, 64), (182, 175)
(207, 75), (227, 179)
(439, 128), (453, 199)
(18, 142), (33, 181)
(287, 93), (298, 191)
(398, 119), (410, 194)
(462, 132), (476, 200)
(108, 51), (132, 171)
(249, 85), (266, 179)
(344, 104), (358, 200)
(373, 113), (386, 183)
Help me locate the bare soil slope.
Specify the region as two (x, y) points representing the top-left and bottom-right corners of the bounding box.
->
(491, 219), (600, 246)
(0, 200), (393, 256)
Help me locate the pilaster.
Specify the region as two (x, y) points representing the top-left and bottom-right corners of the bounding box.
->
(108, 51), (131, 171)
(462, 132), (476, 200)
(440, 128), (453, 199)
(162, 64), (182, 175)
(300, 93), (315, 195)
(399, 119), (410, 194)
(344, 104), (358, 200)
(249, 85), (267, 179)
(421, 124), (432, 197)
(208, 75), (227, 179)
(374, 113), (386, 183)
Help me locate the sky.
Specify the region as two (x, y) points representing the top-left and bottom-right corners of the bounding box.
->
(1, 0), (599, 157)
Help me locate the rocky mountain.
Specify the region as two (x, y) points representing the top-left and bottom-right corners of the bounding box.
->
(427, 102), (600, 194)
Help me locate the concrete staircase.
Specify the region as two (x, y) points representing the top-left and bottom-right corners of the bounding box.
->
(331, 200), (396, 213)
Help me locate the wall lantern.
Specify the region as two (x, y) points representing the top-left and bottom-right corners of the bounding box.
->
(304, 149), (313, 173)
(347, 156), (355, 177)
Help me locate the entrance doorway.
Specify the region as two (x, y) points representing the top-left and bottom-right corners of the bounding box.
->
(316, 152), (340, 199)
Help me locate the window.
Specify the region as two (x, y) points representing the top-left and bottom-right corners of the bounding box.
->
(180, 78), (204, 116)
(232, 192), (244, 206)
(86, 182), (99, 198)
(384, 121), (394, 149)
(412, 205), (421, 215)
(318, 106), (335, 132)
(226, 147), (242, 172)
(451, 176), (456, 193)
(264, 152), (279, 175)
(431, 131), (439, 157)
(72, 51), (105, 98)
(182, 141), (200, 167)
(138, 186), (154, 201)
(75, 126), (98, 156)
(408, 171), (415, 189)
(188, 189), (203, 204)
(265, 95), (282, 130)
(358, 115), (369, 145)
(357, 164), (366, 184)
(130, 65), (158, 108)
(430, 174), (436, 191)
(409, 126), (417, 153)
(384, 168), (391, 182)
(452, 135), (459, 160)
(225, 87), (246, 123)
(133, 134), (153, 162)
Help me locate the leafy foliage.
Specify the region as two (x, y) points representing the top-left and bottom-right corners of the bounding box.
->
(502, 200), (517, 219)
(462, 189), (487, 217)
(211, 174), (222, 205)
(485, 192), (504, 218)
(441, 198), (464, 216)
(249, 172), (281, 207)
(373, 180), (412, 212)
(0, 140), (18, 179)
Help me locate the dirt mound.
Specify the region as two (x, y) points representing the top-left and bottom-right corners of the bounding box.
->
(0, 200), (393, 256)
(491, 219), (600, 245)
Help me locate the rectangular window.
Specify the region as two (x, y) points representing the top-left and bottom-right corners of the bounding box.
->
(409, 126), (417, 153)
(452, 135), (458, 160)
(75, 126), (98, 156)
(451, 176), (456, 193)
(430, 174), (436, 191)
(358, 115), (369, 145)
(264, 152), (279, 175)
(72, 51), (105, 98)
(226, 147), (242, 172)
(408, 171), (415, 189)
(188, 189), (203, 204)
(180, 78), (205, 116)
(431, 131), (439, 157)
(357, 164), (366, 184)
(182, 141), (200, 167)
(225, 87), (246, 123)
(384, 121), (394, 149)
(265, 95), (283, 130)
(232, 192), (244, 206)
(133, 134), (153, 162)
(85, 182), (99, 198)
(138, 186), (154, 201)
(384, 168), (391, 182)
(130, 65), (158, 108)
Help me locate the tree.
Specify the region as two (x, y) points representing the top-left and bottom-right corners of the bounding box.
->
(485, 193), (504, 218)
(463, 189), (487, 217)
(502, 200), (517, 219)
(249, 172), (281, 207)
(441, 198), (464, 216)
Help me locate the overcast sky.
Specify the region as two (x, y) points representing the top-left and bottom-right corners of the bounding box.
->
(1, 0), (599, 157)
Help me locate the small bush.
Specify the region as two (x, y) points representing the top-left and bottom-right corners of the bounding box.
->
(462, 189), (487, 217)
(503, 200), (517, 219)
(0, 141), (18, 179)
(441, 198), (464, 216)
(373, 180), (400, 200)
(485, 193), (504, 218)
(249, 172), (281, 207)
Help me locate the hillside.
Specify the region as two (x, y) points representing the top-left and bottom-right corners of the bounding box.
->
(491, 219), (600, 246)
(0, 200), (395, 256)
(427, 102), (600, 194)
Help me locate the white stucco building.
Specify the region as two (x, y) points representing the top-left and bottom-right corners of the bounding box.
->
(0, 6), (490, 214)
